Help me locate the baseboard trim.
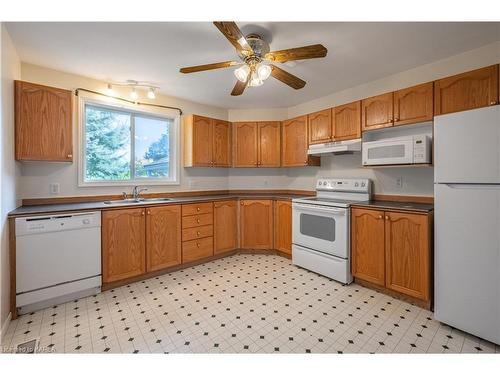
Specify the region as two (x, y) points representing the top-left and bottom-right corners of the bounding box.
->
(0, 312), (12, 341)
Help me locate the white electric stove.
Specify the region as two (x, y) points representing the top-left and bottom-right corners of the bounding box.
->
(292, 178), (371, 284)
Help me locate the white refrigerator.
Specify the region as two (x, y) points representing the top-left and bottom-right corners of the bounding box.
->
(434, 105), (500, 345)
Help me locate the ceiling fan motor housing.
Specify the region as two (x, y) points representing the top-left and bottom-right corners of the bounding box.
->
(238, 34), (270, 61)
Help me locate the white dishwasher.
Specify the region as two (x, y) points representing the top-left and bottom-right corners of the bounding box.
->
(15, 211), (101, 314)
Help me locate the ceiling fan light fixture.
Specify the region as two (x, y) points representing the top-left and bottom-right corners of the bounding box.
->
(234, 65), (250, 82)
(249, 72), (263, 87)
(257, 64), (272, 81)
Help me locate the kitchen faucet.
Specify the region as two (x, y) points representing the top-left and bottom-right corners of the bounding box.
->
(132, 186), (148, 201)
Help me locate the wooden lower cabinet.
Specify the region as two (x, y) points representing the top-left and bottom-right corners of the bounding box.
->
(214, 200), (238, 254)
(146, 205), (182, 272)
(182, 237), (214, 263)
(102, 208), (146, 283)
(274, 200), (292, 255)
(240, 199), (274, 249)
(351, 208), (386, 286)
(181, 202), (214, 262)
(351, 207), (432, 305)
(385, 211), (430, 301)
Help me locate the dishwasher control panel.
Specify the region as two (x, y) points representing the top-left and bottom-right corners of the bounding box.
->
(16, 212), (101, 236)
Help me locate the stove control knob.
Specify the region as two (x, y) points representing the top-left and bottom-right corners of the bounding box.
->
(354, 182), (359, 187)
(318, 181), (323, 186)
(361, 182), (366, 187)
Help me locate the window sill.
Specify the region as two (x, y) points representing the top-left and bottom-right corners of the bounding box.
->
(78, 180), (181, 188)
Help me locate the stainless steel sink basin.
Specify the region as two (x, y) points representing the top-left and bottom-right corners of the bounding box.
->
(103, 198), (172, 205)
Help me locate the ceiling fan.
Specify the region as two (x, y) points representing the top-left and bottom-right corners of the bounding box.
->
(179, 22), (328, 96)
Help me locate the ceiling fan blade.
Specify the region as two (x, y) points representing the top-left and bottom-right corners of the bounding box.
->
(213, 21), (253, 56)
(265, 44), (327, 63)
(231, 77), (248, 96)
(270, 65), (306, 89)
(180, 61), (240, 74)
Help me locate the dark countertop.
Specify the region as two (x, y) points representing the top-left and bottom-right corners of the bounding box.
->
(8, 193), (304, 217)
(350, 200), (434, 213)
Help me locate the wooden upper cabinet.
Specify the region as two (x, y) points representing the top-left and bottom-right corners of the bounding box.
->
(394, 82), (434, 126)
(240, 199), (274, 249)
(214, 200), (238, 254)
(308, 109), (332, 144)
(15, 81), (73, 162)
(434, 65), (499, 115)
(274, 200), (292, 255)
(332, 101), (361, 141)
(258, 122), (281, 167)
(351, 208), (386, 287)
(184, 115), (231, 167)
(362, 92), (394, 131)
(102, 208), (146, 283)
(282, 115), (320, 167)
(385, 211), (430, 301)
(234, 122), (258, 167)
(212, 119), (232, 167)
(145, 205), (182, 272)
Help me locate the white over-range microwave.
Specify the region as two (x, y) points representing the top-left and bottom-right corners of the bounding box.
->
(362, 135), (431, 166)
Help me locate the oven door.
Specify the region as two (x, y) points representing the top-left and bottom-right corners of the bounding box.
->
(292, 202), (348, 258)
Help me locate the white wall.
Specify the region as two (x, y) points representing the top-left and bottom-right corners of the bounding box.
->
(18, 64), (231, 199)
(0, 24), (21, 336)
(226, 41), (500, 195)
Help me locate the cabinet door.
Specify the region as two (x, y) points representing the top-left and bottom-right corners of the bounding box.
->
(394, 82), (434, 126)
(146, 205), (181, 272)
(434, 65), (499, 115)
(102, 208), (146, 283)
(240, 200), (274, 249)
(308, 109), (332, 144)
(234, 122), (258, 167)
(282, 115), (319, 166)
(213, 119), (232, 167)
(332, 101), (361, 141)
(15, 81), (73, 161)
(258, 121), (281, 167)
(351, 208), (385, 286)
(214, 200), (238, 254)
(192, 115), (213, 166)
(362, 92), (394, 131)
(385, 211), (430, 301)
(274, 200), (292, 255)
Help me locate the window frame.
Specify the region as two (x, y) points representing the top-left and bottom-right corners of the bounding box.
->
(78, 96), (180, 187)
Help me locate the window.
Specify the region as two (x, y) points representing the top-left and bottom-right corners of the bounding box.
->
(80, 99), (179, 186)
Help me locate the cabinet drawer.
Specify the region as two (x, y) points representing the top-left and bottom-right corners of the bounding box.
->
(182, 202), (213, 216)
(182, 225), (213, 241)
(182, 213), (213, 228)
(182, 237), (213, 263)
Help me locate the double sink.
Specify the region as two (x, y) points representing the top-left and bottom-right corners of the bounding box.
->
(103, 197), (173, 205)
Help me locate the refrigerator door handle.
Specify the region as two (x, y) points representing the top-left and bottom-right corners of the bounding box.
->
(444, 183), (500, 189)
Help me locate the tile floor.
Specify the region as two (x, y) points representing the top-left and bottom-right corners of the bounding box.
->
(1, 254), (499, 354)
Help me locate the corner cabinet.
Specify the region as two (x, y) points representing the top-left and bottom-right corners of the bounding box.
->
(282, 116), (320, 167)
(233, 121), (281, 167)
(214, 200), (238, 254)
(351, 207), (433, 308)
(15, 80), (73, 162)
(240, 199), (274, 249)
(434, 65), (499, 115)
(184, 115), (231, 167)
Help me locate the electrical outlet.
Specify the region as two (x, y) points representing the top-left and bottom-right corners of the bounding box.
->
(263, 179), (269, 187)
(49, 183), (60, 195)
(396, 176), (403, 188)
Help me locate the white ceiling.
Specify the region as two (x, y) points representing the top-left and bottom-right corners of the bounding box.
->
(6, 22), (500, 109)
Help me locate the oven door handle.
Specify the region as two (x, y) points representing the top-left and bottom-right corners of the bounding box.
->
(293, 203), (346, 215)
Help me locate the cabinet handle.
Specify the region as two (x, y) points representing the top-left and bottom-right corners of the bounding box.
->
(197, 207), (201, 211)
(67, 154), (73, 158)
(394, 117), (399, 121)
(196, 242), (200, 248)
(378, 215), (383, 219)
(196, 219), (200, 224)
(385, 216), (389, 220)
(197, 231), (201, 236)
(147, 210), (151, 215)
(141, 211), (145, 216)
(491, 100), (498, 105)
